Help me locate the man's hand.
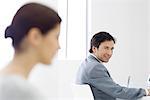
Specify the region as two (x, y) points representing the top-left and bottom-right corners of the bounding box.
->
(147, 89), (150, 96)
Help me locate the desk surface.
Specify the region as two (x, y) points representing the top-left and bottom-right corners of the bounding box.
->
(141, 97), (150, 100)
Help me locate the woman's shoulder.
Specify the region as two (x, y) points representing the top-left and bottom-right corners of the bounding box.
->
(0, 75), (32, 89)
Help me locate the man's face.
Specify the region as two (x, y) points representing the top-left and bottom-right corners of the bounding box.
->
(92, 40), (115, 63)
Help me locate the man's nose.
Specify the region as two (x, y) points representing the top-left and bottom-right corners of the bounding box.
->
(107, 50), (112, 56)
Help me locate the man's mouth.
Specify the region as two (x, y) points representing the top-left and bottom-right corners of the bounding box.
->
(104, 55), (110, 59)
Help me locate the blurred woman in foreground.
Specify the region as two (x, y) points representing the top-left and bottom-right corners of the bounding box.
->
(0, 2), (61, 100)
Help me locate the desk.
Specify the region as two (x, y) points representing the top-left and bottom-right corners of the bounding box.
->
(141, 97), (150, 100)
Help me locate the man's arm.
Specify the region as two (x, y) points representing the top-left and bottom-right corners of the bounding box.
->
(88, 64), (146, 99)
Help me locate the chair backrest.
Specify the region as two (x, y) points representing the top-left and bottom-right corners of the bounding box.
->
(72, 84), (94, 100)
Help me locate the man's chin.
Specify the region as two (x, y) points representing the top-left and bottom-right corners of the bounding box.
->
(102, 59), (109, 63)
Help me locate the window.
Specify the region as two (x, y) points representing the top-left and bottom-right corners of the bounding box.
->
(58, 0), (87, 60)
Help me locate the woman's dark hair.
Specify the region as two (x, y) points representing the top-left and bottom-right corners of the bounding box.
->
(5, 3), (62, 50)
(89, 31), (116, 53)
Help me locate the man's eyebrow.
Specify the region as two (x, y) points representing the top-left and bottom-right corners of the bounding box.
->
(104, 46), (109, 48)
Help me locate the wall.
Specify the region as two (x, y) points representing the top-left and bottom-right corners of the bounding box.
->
(148, 0), (150, 77)
(91, 0), (149, 88)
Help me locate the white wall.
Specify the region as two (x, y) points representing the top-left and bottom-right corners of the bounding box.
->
(91, 0), (149, 88)
(148, 0), (150, 76)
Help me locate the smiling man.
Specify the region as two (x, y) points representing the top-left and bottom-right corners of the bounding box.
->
(76, 31), (150, 100)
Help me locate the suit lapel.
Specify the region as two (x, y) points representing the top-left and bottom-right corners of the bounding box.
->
(106, 71), (111, 77)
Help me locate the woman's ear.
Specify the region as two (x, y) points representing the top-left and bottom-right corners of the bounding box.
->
(27, 28), (43, 47)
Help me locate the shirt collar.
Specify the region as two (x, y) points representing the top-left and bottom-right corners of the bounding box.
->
(90, 53), (102, 63)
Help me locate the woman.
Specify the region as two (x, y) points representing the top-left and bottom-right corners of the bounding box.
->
(0, 3), (61, 100)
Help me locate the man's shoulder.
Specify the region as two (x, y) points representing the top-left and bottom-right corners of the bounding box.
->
(87, 58), (106, 69)
(79, 57), (106, 74)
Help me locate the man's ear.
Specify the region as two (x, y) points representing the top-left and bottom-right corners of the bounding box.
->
(92, 46), (97, 53)
(26, 28), (43, 47)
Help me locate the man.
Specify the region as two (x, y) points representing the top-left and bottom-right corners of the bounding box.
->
(76, 31), (150, 100)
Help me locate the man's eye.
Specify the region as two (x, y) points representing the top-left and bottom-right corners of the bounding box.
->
(111, 47), (114, 50)
(104, 47), (109, 49)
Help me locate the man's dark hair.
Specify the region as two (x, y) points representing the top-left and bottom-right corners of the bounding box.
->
(89, 31), (116, 53)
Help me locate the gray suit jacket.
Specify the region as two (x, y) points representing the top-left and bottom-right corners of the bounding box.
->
(76, 55), (146, 100)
